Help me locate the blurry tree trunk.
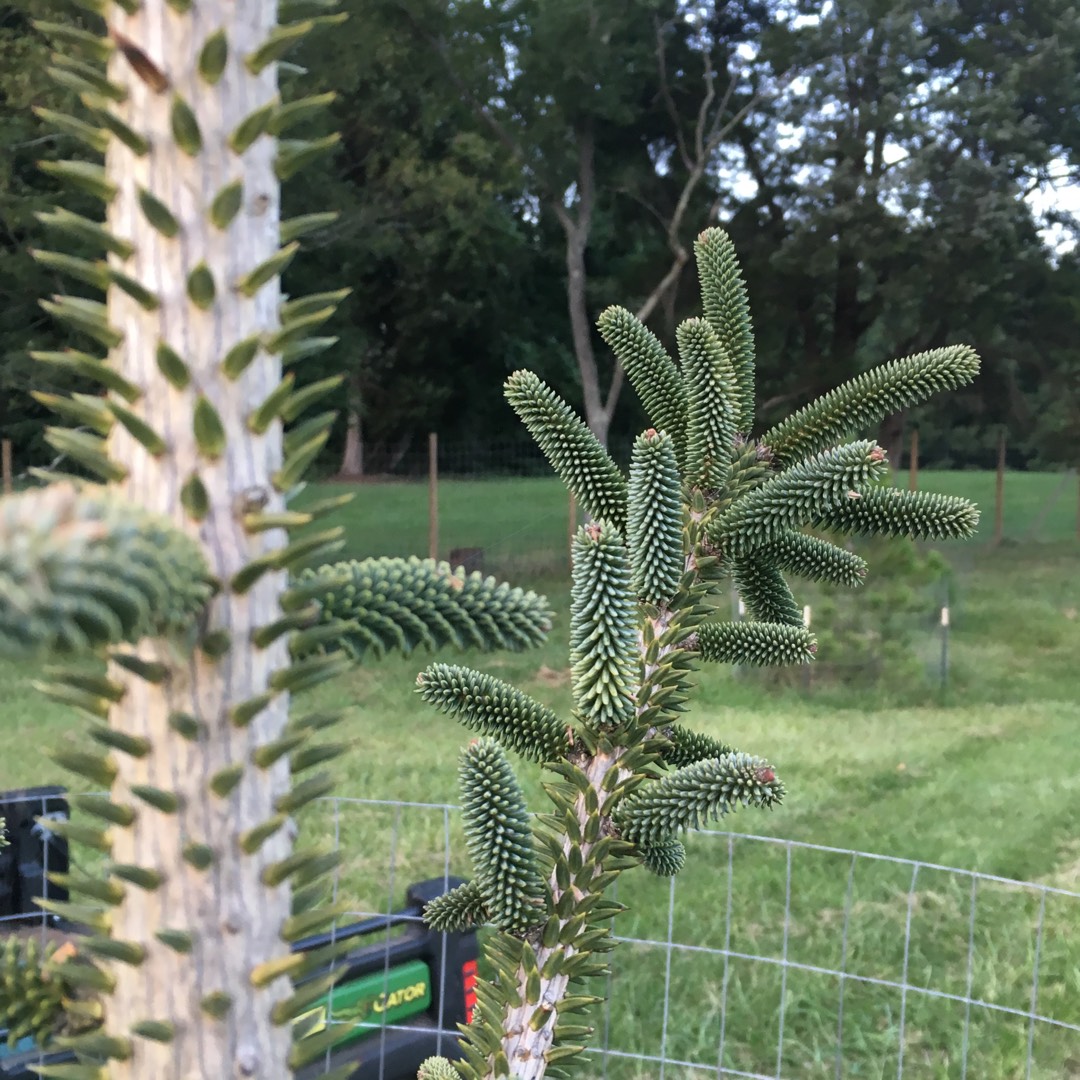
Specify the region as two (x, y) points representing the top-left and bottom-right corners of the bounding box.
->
(99, 2), (295, 1074)
(340, 372), (364, 476)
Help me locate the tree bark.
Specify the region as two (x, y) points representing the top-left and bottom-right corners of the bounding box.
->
(553, 123), (616, 448)
(339, 372), (364, 477)
(102, 3), (294, 1075)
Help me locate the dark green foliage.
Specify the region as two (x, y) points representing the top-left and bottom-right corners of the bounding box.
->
(617, 753), (785, 845)
(811, 486), (982, 540)
(731, 560), (804, 626)
(711, 441), (889, 553)
(638, 837), (686, 877)
(415, 664), (566, 763)
(422, 881), (489, 932)
(569, 523), (638, 730)
(660, 725), (735, 768)
(0, 482), (213, 656)
(597, 306), (688, 463)
(762, 346), (982, 468)
(694, 229), (755, 433)
(768, 531), (868, 588)
(294, 556), (553, 661)
(459, 739), (546, 933)
(504, 371), (628, 532)
(627, 430), (683, 604)
(677, 318), (739, 490)
(696, 620), (816, 667)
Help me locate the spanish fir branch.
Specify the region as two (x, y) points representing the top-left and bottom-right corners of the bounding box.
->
(418, 1058), (462, 1080)
(292, 557), (553, 661)
(0, 482), (213, 656)
(422, 880), (489, 933)
(459, 738), (547, 933)
(810, 486), (981, 541)
(677, 318), (739, 491)
(627, 430), (684, 605)
(569, 523), (638, 731)
(696, 620), (816, 667)
(415, 663), (567, 763)
(660, 725), (735, 768)
(694, 228), (756, 432)
(762, 345), (981, 467)
(616, 753), (785, 845)
(768, 530), (868, 587)
(421, 223), (980, 1080)
(711, 440), (889, 554)
(638, 836), (687, 877)
(731, 560), (803, 627)
(504, 370), (628, 532)
(596, 305), (688, 463)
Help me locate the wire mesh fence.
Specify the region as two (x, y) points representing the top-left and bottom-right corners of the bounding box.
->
(301, 797), (1080, 1080)
(5, 789), (1078, 1079)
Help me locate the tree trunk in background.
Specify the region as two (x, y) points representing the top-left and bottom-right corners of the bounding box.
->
(879, 409), (907, 480)
(102, 2), (294, 1074)
(563, 221), (613, 448)
(553, 124), (619, 450)
(340, 372), (364, 476)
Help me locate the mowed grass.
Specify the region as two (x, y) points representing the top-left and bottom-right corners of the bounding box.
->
(1, 470), (1078, 1077)
(287, 467), (1079, 574)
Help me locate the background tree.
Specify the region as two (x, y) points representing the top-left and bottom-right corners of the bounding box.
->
(718, 0), (1080, 463)
(398, 0), (776, 448)
(283, 1), (549, 476)
(3, 1), (1080, 480)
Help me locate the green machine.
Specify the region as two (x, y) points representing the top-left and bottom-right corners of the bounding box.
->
(0, 787), (480, 1080)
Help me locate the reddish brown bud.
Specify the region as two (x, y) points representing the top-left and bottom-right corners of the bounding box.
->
(755, 766), (776, 784)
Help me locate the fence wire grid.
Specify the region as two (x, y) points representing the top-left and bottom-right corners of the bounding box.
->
(5, 790), (1078, 1080)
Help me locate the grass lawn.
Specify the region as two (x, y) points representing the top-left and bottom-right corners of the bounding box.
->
(1, 470), (1078, 1077)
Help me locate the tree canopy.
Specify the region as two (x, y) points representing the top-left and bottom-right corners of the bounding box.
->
(2, 0), (1077, 476)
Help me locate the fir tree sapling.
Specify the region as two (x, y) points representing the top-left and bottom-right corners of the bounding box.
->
(416, 227), (980, 1080)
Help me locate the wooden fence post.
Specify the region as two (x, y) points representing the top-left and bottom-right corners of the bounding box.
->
(428, 431), (438, 561)
(994, 428), (1006, 546)
(568, 492), (576, 572)
(1, 439), (10, 496)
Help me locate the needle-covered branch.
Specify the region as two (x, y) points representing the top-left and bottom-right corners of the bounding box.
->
(762, 345), (981, 467)
(294, 557), (554, 660)
(811, 486), (981, 540)
(504, 370), (628, 532)
(459, 739), (547, 934)
(415, 221), (979, 1080)
(569, 523), (638, 731)
(617, 753), (785, 845)
(597, 306), (688, 466)
(0, 483), (213, 656)
(627, 430), (684, 605)
(415, 664), (567, 763)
